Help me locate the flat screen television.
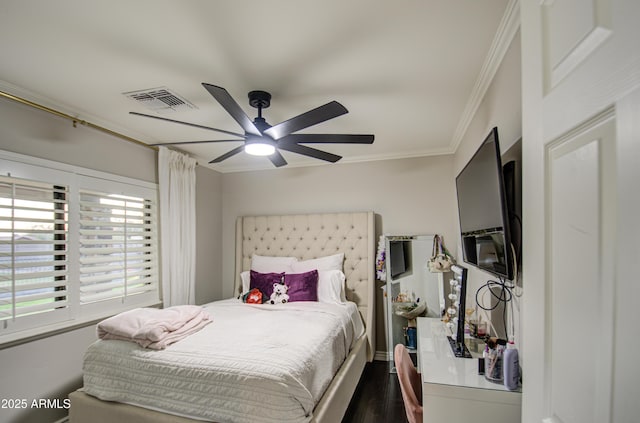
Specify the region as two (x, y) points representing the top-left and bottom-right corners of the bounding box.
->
(455, 127), (515, 281)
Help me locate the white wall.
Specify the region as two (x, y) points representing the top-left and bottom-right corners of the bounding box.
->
(454, 32), (522, 172)
(451, 30), (522, 341)
(0, 326), (97, 423)
(195, 165), (224, 304)
(0, 98), (157, 183)
(220, 154), (458, 352)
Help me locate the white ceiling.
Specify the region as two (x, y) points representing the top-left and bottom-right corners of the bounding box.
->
(0, 0), (511, 173)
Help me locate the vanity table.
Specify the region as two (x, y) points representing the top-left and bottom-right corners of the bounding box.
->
(417, 317), (522, 423)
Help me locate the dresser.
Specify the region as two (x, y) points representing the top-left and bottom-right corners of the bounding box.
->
(416, 317), (522, 423)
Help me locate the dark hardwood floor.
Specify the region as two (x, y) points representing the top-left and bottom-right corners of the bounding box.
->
(341, 360), (407, 423)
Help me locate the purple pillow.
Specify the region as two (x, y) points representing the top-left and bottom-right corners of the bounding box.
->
(250, 270), (284, 298)
(284, 270), (319, 302)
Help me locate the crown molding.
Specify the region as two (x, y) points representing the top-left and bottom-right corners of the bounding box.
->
(450, 0), (521, 153)
(204, 147), (455, 173)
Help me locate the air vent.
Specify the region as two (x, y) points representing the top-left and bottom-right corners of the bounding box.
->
(123, 87), (197, 113)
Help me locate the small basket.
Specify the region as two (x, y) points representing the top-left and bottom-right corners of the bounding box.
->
(393, 302), (427, 320)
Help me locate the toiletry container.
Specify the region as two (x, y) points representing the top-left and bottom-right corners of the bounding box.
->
(503, 340), (519, 390)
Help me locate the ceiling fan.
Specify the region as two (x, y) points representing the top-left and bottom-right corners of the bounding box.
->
(131, 83), (375, 167)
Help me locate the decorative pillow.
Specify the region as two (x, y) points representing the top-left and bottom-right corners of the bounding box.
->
(250, 270), (284, 298)
(290, 252), (344, 273)
(251, 254), (297, 273)
(284, 270), (319, 302)
(317, 269), (347, 304)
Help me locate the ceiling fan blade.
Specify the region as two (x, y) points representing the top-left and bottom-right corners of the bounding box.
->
(279, 134), (375, 144)
(202, 83), (261, 136)
(129, 112), (244, 138)
(263, 101), (348, 140)
(278, 143), (342, 163)
(268, 150), (287, 167)
(209, 145), (245, 164)
(149, 139), (244, 146)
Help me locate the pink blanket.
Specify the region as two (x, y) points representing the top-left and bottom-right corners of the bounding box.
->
(97, 305), (211, 349)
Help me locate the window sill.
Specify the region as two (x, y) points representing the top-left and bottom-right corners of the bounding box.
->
(0, 301), (163, 350)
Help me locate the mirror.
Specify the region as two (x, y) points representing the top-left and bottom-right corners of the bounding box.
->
(383, 235), (444, 366)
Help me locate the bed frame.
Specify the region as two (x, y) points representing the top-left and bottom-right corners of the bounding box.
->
(70, 211), (376, 423)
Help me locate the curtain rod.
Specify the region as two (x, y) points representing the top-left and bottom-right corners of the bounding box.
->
(0, 89), (157, 151)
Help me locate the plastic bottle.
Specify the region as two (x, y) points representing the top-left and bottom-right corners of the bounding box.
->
(503, 340), (519, 390)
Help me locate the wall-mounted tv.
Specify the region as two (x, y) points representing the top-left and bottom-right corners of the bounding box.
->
(455, 127), (515, 281)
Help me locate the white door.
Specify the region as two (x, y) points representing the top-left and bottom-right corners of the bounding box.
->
(521, 1), (640, 422)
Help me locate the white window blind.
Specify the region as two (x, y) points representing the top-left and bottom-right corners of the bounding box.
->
(0, 151), (160, 345)
(79, 190), (158, 304)
(0, 177), (69, 322)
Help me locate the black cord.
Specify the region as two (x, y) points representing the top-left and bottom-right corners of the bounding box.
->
(509, 211), (523, 277)
(475, 276), (515, 339)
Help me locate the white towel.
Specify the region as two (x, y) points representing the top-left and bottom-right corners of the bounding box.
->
(97, 305), (211, 349)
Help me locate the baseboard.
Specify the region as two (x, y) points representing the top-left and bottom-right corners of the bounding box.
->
(374, 350), (389, 361)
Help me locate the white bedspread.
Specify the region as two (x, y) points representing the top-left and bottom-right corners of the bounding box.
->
(82, 299), (365, 423)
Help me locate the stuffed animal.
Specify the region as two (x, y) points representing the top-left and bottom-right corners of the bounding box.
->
(241, 288), (265, 304)
(269, 282), (289, 304)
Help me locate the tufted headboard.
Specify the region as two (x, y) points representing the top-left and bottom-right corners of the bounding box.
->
(234, 211), (375, 361)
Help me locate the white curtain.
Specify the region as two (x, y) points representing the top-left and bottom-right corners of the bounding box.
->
(158, 147), (197, 306)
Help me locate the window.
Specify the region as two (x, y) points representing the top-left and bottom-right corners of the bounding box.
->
(79, 190), (158, 304)
(0, 152), (159, 344)
(0, 178), (69, 323)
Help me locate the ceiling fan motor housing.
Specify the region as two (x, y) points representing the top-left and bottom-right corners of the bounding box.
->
(248, 90), (271, 109)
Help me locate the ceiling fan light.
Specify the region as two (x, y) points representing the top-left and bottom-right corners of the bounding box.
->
(245, 138), (276, 156)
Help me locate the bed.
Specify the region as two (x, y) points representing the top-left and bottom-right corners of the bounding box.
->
(69, 211), (376, 423)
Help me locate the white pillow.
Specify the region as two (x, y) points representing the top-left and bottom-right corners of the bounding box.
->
(290, 252), (344, 273)
(240, 270), (250, 294)
(317, 270), (347, 304)
(250, 254), (297, 273)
